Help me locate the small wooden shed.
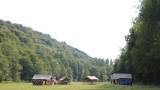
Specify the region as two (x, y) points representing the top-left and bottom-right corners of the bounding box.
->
(56, 76), (70, 85)
(84, 76), (99, 84)
(32, 74), (53, 85)
(110, 73), (132, 85)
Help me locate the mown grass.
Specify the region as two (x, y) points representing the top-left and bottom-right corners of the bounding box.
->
(0, 82), (160, 90)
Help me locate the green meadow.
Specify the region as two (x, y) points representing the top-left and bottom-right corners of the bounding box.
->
(0, 82), (160, 90)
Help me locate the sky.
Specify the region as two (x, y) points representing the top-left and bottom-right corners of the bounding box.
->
(0, 0), (139, 59)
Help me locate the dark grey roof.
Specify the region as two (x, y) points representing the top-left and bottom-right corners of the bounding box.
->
(32, 74), (52, 80)
(111, 73), (132, 79)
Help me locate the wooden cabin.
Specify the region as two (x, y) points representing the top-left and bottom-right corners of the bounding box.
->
(32, 74), (53, 85)
(56, 76), (70, 85)
(84, 76), (99, 84)
(110, 73), (132, 85)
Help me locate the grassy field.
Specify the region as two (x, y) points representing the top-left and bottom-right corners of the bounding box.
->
(0, 82), (160, 90)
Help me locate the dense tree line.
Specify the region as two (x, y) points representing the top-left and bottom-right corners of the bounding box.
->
(0, 20), (113, 82)
(114, 0), (160, 84)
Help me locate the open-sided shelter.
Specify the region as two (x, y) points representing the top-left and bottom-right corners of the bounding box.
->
(32, 74), (53, 85)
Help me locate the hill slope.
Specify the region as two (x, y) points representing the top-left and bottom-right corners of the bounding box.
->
(0, 20), (113, 82)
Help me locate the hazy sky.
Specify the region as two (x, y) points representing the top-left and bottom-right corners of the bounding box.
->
(0, 0), (139, 59)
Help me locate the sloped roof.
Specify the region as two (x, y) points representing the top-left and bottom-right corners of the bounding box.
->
(110, 73), (132, 80)
(32, 74), (52, 80)
(87, 76), (99, 80)
(59, 76), (70, 81)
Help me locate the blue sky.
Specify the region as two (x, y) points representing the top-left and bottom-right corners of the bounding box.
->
(0, 0), (139, 59)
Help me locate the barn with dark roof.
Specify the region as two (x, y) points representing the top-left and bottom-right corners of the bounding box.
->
(110, 73), (132, 85)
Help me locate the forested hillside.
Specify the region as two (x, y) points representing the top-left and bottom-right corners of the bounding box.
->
(114, 0), (160, 84)
(0, 20), (113, 82)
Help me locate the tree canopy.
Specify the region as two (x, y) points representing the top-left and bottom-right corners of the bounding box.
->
(114, 0), (160, 84)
